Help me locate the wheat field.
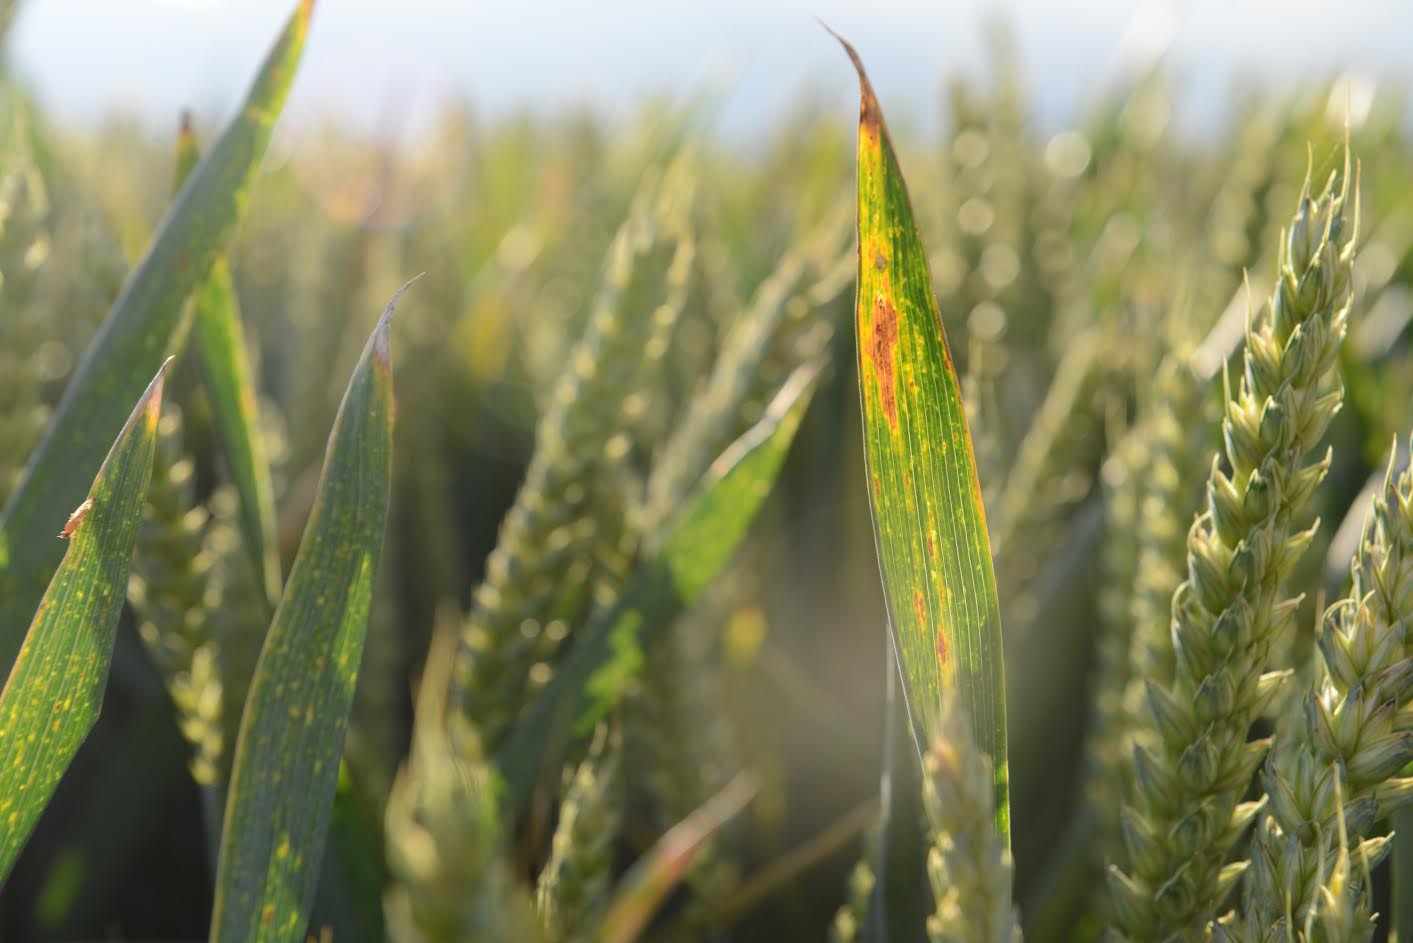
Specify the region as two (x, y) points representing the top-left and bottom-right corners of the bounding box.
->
(1, 5), (1413, 942)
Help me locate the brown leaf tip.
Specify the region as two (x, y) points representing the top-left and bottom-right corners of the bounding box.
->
(820, 23), (883, 138)
(179, 109), (194, 140)
(59, 499), (93, 540)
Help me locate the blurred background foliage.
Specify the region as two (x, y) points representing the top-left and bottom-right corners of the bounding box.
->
(1, 13), (1412, 940)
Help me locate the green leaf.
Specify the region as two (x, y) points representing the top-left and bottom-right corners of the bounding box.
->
(174, 113), (283, 613)
(0, 360), (169, 887)
(498, 363), (822, 810)
(833, 33), (1009, 839)
(209, 283), (403, 943)
(0, 0), (312, 675)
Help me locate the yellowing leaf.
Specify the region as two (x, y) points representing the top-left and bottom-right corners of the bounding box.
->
(0, 360), (169, 886)
(834, 32), (1009, 838)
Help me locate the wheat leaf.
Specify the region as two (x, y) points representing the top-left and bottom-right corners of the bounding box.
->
(832, 30), (1009, 839)
(209, 282), (404, 943)
(0, 360), (169, 887)
(173, 114), (282, 613)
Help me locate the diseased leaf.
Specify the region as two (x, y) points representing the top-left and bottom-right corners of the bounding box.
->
(833, 32), (1009, 838)
(0, 360), (169, 887)
(174, 113), (282, 613)
(0, 0), (312, 675)
(209, 284), (405, 943)
(498, 364), (822, 810)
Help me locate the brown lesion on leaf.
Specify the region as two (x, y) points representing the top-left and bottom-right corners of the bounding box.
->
(927, 532), (938, 560)
(866, 295), (901, 429)
(935, 627), (948, 667)
(912, 588), (926, 624)
(59, 499), (93, 540)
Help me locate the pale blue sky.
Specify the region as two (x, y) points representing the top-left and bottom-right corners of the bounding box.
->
(9, 1), (1412, 142)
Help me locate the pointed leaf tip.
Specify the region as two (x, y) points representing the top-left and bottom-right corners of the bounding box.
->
(96, 356), (172, 489)
(374, 273), (423, 369)
(135, 355), (174, 429)
(821, 25), (883, 137)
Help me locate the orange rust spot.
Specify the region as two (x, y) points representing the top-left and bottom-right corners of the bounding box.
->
(912, 589), (925, 624)
(927, 533), (938, 559)
(59, 499), (93, 540)
(871, 473), (881, 498)
(936, 630), (948, 666)
(867, 295), (901, 429)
